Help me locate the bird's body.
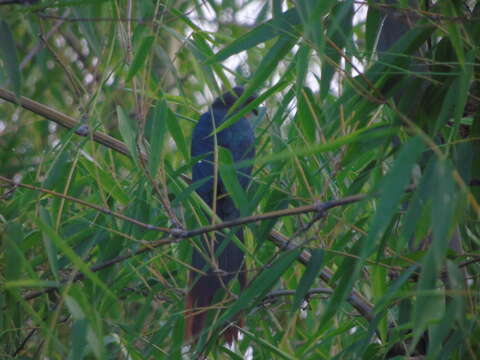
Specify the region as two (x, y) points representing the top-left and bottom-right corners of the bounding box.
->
(186, 87), (256, 344)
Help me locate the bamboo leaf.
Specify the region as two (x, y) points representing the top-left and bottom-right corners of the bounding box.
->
(413, 160), (456, 346)
(218, 147), (249, 215)
(117, 105), (139, 162)
(0, 20), (21, 96)
(290, 248), (323, 313)
(148, 99), (168, 177)
(34, 218), (117, 301)
(207, 8), (301, 64)
(126, 35), (154, 81)
(39, 207), (60, 282)
(166, 105), (188, 160)
(214, 81), (289, 135)
(320, 136), (425, 328)
(215, 249), (301, 331)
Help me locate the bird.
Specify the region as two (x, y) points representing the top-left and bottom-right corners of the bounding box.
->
(185, 86), (257, 346)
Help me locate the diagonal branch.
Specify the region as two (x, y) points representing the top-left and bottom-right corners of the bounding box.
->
(0, 87), (135, 159)
(0, 175), (377, 239)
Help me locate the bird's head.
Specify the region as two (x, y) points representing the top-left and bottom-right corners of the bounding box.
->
(212, 86), (258, 116)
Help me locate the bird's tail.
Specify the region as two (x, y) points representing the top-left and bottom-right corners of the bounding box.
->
(184, 227), (246, 345)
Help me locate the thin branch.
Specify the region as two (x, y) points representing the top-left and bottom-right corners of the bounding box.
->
(0, 176), (171, 233)
(20, 9), (68, 69)
(459, 256), (480, 269)
(262, 287), (333, 304)
(36, 13), (154, 23)
(184, 193), (369, 238)
(1, 174), (377, 238)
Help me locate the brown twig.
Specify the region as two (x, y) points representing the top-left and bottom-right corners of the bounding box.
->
(262, 287), (333, 304)
(458, 256), (480, 269)
(185, 193), (369, 238)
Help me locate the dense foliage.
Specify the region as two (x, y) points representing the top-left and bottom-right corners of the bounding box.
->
(1, 0), (479, 359)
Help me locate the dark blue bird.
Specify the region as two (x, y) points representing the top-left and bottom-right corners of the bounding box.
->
(185, 86), (256, 344)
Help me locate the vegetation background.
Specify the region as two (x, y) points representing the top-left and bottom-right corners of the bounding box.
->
(1, 0), (479, 359)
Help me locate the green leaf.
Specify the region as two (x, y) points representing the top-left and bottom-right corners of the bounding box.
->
(296, 0), (335, 53)
(116, 105), (139, 161)
(230, 35), (297, 115)
(207, 7), (301, 64)
(427, 261), (466, 358)
(39, 207), (60, 282)
(447, 50), (475, 145)
(4, 279), (59, 288)
(366, 136), (425, 255)
(42, 132), (73, 189)
(170, 314), (184, 359)
(214, 80), (289, 135)
(339, 24), (434, 126)
(71, 319), (88, 360)
(4, 224), (24, 282)
(413, 160), (456, 345)
(252, 124), (397, 167)
(126, 35), (154, 81)
(192, 33), (229, 88)
(352, 265), (419, 356)
(321, 1), (353, 99)
(215, 248), (301, 331)
(365, 3), (382, 56)
(80, 158), (129, 205)
(295, 45), (311, 92)
(34, 218), (117, 301)
(441, 2), (464, 67)
(0, 20), (21, 96)
(163, 26), (219, 93)
(42, 143), (70, 190)
(402, 160), (436, 250)
(295, 87), (320, 143)
(166, 105), (188, 160)
(320, 136), (425, 328)
(65, 295), (86, 320)
(72, 6), (102, 55)
(218, 147), (249, 215)
(219, 346), (244, 360)
(148, 99), (168, 177)
(240, 327), (295, 360)
(291, 248), (323, 313)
